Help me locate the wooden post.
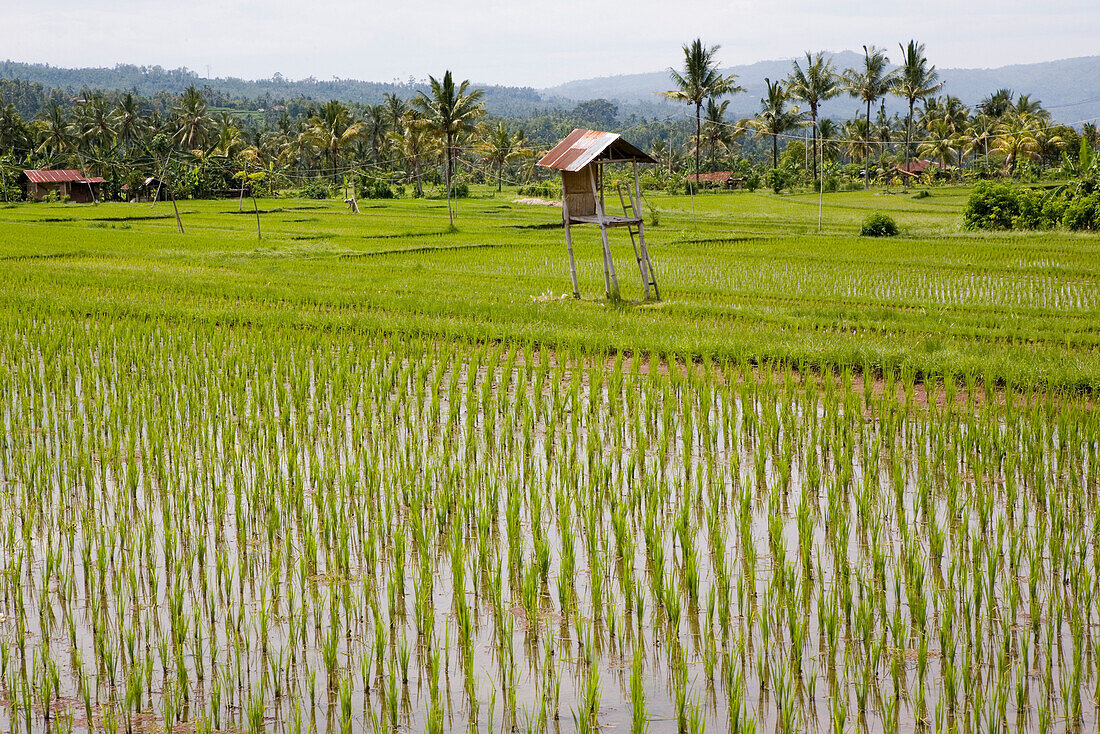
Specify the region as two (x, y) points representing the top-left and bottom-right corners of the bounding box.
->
(561, 193), (580, 299)
(632, 163), (650, 300)
(590, 164), (618, 300)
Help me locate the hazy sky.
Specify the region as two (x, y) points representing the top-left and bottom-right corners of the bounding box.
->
(8, 0), (1097, 87)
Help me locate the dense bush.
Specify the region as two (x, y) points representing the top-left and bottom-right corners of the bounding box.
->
(449, 179), (469, 198)
(301, 178), (331, 200)
(1062, 192), (1100, 231)
(517, 183), (555, 198)
(964, 180), (1100, 231)
(359, 179), (397, 199)
(859, 212), (898, 237)
(963, 182), (1020, 230)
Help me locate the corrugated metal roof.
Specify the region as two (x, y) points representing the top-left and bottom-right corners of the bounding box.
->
(537, 129), (656, 172)
(22, 169), (105, 184)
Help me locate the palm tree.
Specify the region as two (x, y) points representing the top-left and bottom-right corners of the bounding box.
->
(1081, 122), (1099, 150)
(964, 114), (997, 170)
(393, 111), (430, 197)
(306, 100), (363, 182)
(480, 121), (529, 192)
(787, 52), (841, 184)
(843, 45), (897, 188)
(173, 85), (214, 151)
(36, 101), (73, 160)
(892, 41), (944, 186)
(917, 119), (960, 170)
(843, 117), (871, 166)
(383, 93), (408, 134)
(663, 39), (742, 190)
(113, 93), (147, 152)
(991, 113), (1042, 176)
(743, 78), (804, 170)
(979, 89), (1014, 119)
(413, 71), (485, 227)
(363, 104), (389, 165)
(817, 118), (841, 165)
(701, 98), (741, 168)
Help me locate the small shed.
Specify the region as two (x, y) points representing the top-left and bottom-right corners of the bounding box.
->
(537, 129), (659, 300)
(19, 169), (104, 203)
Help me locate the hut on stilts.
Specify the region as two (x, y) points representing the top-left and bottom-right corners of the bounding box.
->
(537, 129), (660, 300)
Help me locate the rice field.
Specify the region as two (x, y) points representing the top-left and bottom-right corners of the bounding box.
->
(0, 187), (1098, 733)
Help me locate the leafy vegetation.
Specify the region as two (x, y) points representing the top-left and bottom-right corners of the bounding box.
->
(859, 211), (898, 236)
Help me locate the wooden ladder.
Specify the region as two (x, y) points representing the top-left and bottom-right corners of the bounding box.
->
(618, 184), (660, 300)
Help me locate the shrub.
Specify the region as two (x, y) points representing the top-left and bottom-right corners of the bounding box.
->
(912, 190), (931, 199)
(359, 179), (396, 199)
(1013, 188), (1054, 230)
(1062, 192), (1100, 231)
(517, 183), (555, 198)
(449, 179), (469, 198)
(743, 170), (761, 193)
(963, 181), (1019, 230)
(859, 212), (898, 237)
(301, 178), (331, 200)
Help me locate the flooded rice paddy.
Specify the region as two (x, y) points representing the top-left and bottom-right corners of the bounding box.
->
(0, 317), (1097, 733)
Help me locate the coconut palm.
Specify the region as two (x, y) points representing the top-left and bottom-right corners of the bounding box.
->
(663, 39), (742, 189)
(306, 100), (364, 182)
(743, 78), (804, 170)
(700, 98), (741, 168)
(843, 45), (897, 188)
(843, 117), (871, 166)
(917, 119), (960, 169)
(991, 113), (1042, 176)
(1082, 123), (1100, 150)
(383, 93), (408, 134)
(393, 111), (430, 197)
(979, 89), (1014, 119)
(786, 52), (841, 184)
(173, 85), (214, 152)
(113, 93), (147, 152)
(964, 114), (997, 169)
(480, 121), (529, 192)
(72, 93), (117, 155)
(817, 118), (841, 164)
(413, 70), (485, 227)
(892, 41), (944, 187)
(36, 101), (73, 160)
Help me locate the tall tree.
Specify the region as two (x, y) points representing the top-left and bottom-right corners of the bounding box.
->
(892, 41), (944, 186)
(787, 52), (840, 185)
(306, 100), (363, 182)
(701, 98), (741, 168)
(843, 45), (897, 188)
(663, 39), (742, 190)
(413, 71), (485, 227)
(479, 121), (529, 192)
(743, 78), (804, 170)
(979, 89), (1014, 118)
(173, 84), (214, 151)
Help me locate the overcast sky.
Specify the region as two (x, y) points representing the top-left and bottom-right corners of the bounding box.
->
(6, 1), (1097, 87)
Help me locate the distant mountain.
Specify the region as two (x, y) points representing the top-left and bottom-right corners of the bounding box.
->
(2, 54), (1098, 126)
(0, 61), (561, 118)
(542, 52), (1100, 125)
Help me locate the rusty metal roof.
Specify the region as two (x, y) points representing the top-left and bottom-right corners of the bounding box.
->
(537, 129), (656, 172)
(22, 169), (106, 185)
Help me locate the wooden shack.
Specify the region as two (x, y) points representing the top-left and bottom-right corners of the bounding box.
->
(19, 169), (104, 203)
(537, 129), (659, 300)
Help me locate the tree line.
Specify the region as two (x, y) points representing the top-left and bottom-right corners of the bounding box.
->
(664, 39), (1099, 191)
(2, 43), (1098, 204)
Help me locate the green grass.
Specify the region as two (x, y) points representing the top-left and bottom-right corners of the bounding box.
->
(1, 183), (1098, 389)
